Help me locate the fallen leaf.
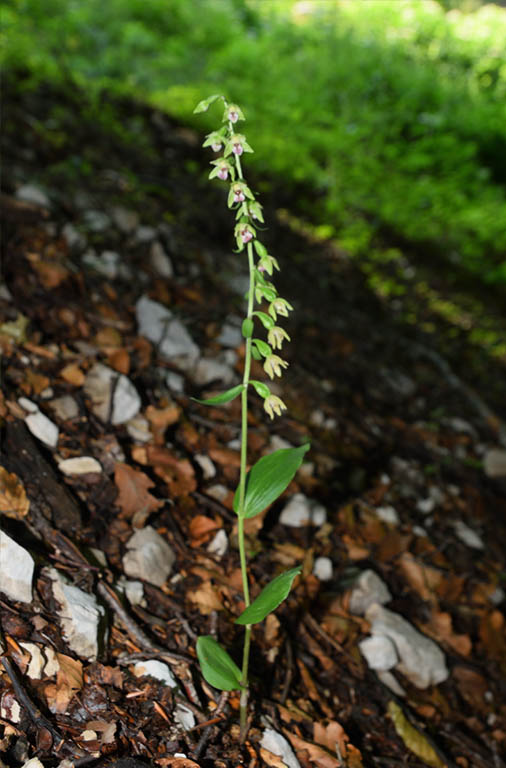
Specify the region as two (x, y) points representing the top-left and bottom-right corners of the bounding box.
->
(187, 580), (223, 614)
(31, 260), (69, 288)
(189, 515), (221, 547)
(397, 553), (442, 602)
(421, 610), (472, 656)
(0, 467), (30, 519)
(148, 447), (196, 496)
(107, 347), (130, 374)
(114, 462), (164, 528)
(60, 362), (86, 386)
(388, 701), (446, 768)
(453, 666), (488, 712)
(56, 653), (83, 691)
(25, 370), (50, 395)
(156, 759), (201, 768)
(146, 404), (181, 444)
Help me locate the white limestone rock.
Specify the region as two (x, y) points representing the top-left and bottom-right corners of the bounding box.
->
(453, 520), (484, 550)
(136, 296), (199, 368)
(49, 569), (105, 660)
(16, 184), (50, 208)
(58, 457), (102, 476)
(207, 529), (228, 558)
(359, 634), (398, 671)
(136, 225), (157, 243)
(150, 241), (174, 278)
(62, 222), (86, 251)
(313, 556), (333, 582)
(260, 728), (301, 768)
(175, 703), (196, 731)
(82, 249), (120, 279)
(192, 356), (235, 387)
(83, 210), (111, 232)
(279, 493), (327, 527)
(484, 448), (506, 478)
(365, 603), (448, 689)
(111, 206), (139, 234)
(348, 570), (392, 616)
(195, 454), (216, 480)
(217, 318), (242, 348)
(0, 529), (34, 603)
(133, 659), (177, 688)
(376, 505), (399, 525)
(126, 415), (152, 443)
(122, 526), (175, 587)
(83, 363), (141, 425)
(19, 397), (59, 447)
(48, 395), (79, 421)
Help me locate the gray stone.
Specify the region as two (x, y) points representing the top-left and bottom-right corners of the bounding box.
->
(453, 520), (484, 550)
(194, 454), (216, 480)
(484, 448), (506, 478)
(0, 530), (34, 603)
(380, 367), (416, 399)
(82, 249), (120, 279)
(126, 415), (152, 443)
(83, 210), (111, 232)
(175, 703), (196, 731)
(136, 296), (199, 367)
(19, 399), (59, 448)
(279, 493), (327, 527)
(359, 634), (398, 671)
(217, 318), (242, 348)
(260, 729), (301, 768)
(61, 222), (86, 251)
(135, 225), (157, 243)
(83, 363), (141, 425)
(111, 207), (139, 234)
(376, 505), (399, 525)
(348, 570), (392, 616)
(166, 370), (185, 393)
(313, 557), (333, 581)
(365, 603), (448, 689)
(133, 659), (177, 687)
(48, 395), (79, 421)
(192, 357), (235, 387)
(16, 184), (50, 208)
(58, 457), (102, 476)
(122, 526), (175, 587)
(49, 569), (105, 660)
(150, 241), (173, 278)
(207, 529), (228, 557)
(117, 578), (146, 607)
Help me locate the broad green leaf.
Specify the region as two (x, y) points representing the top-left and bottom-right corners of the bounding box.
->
(250, 379), (271, 398)
(196, 636), (243, 691)
(233, 444), (310, 519)
(254, 240), (267, 257)
(253, 338), (271, 357)
(192, 384), (244, 406)
(235, 567), (301, 625)
(253, 311), (274, 330)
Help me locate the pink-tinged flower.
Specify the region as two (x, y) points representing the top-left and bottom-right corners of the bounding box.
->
(233, 184), (246, 203)
(217, 165), (228, 180)
(228, 108), (239, 123)
(232, 141), (243, 155)
(258, 254), (280, 275)
(268, 326), (290, 350)
(212, 142), (222, 152)
(263, 354), (288, 380)
(240, 226), (253, 244)
(264, 394), (287, 420)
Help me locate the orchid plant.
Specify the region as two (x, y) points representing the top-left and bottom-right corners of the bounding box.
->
(193, 95), (309, 738)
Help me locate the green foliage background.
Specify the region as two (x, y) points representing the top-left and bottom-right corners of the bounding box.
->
(2, 0), (506, 286)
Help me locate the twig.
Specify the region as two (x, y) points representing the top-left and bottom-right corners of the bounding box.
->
(279, 635), (293, 705)
(0, 656), (84, 758)
(193, 692), (230, 760)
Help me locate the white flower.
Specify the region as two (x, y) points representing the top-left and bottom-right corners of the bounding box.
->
(263, 354), (289, 380)
(268, 326), (290, 350)
(264, 394), (287, 419)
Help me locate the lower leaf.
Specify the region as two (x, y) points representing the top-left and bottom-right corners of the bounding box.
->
(196, 635), (243, 691)
(235, 567), (301, 625)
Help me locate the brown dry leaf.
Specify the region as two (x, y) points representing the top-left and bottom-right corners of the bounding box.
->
(259, 748), (292, 768)
(95, 327), (122, 348)
(313, 721), (363, 768)
(86, 719), (117, 744)
(421, 610), (472, 657)
(342, 534), (370, 560)
(60, 362), (86, 386)
(479, 610), (506, 667)
(146, 404), (181, 444)
(398, 553), (442, 602)
(149, 447), (196, 496)
(25, 369), (50, 395)
(31, 260), (69, 288)
(0, 467), (30, 519)
(187, 580), (223, 614)
(57, 653), (83, 691)
(208, 447), (241, 468)
(114, 462), (164, 528)
(453, 666), (489, 712)
(272, 542), (307, 566)
(46, 654), (83, 714)
(107, 347), (130, 375)
(189, 515), (220, 547)
(289, 730), (354, 768)
(156, 759), (201, 768)
(388, 701), (446, 768)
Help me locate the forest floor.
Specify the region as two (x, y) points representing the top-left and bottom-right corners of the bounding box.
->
(1, 74), (506, 768)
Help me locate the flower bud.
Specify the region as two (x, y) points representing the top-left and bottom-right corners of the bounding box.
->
(212, 142), (222, 152)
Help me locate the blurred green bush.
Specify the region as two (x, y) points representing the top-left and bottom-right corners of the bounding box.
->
(2, 0), (505, 285)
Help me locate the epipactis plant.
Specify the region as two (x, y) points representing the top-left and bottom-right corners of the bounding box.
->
(193, 94), (309, 736)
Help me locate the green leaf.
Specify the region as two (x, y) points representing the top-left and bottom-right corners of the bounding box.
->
(196, 636), (243, 691)
(254, 240), (267, 258)
(251, 346), (262, 361)
(250, 379), (271, 398)
(253, 338), (271, 357)
(234, 444), (310, 518)
(242, 318), (254, 338)
(253, 311), (274, 330)
(235, 567), (301, 625)
(192, 384), (244, 406)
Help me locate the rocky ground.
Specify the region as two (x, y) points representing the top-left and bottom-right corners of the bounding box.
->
(1, 74), (506, 768)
